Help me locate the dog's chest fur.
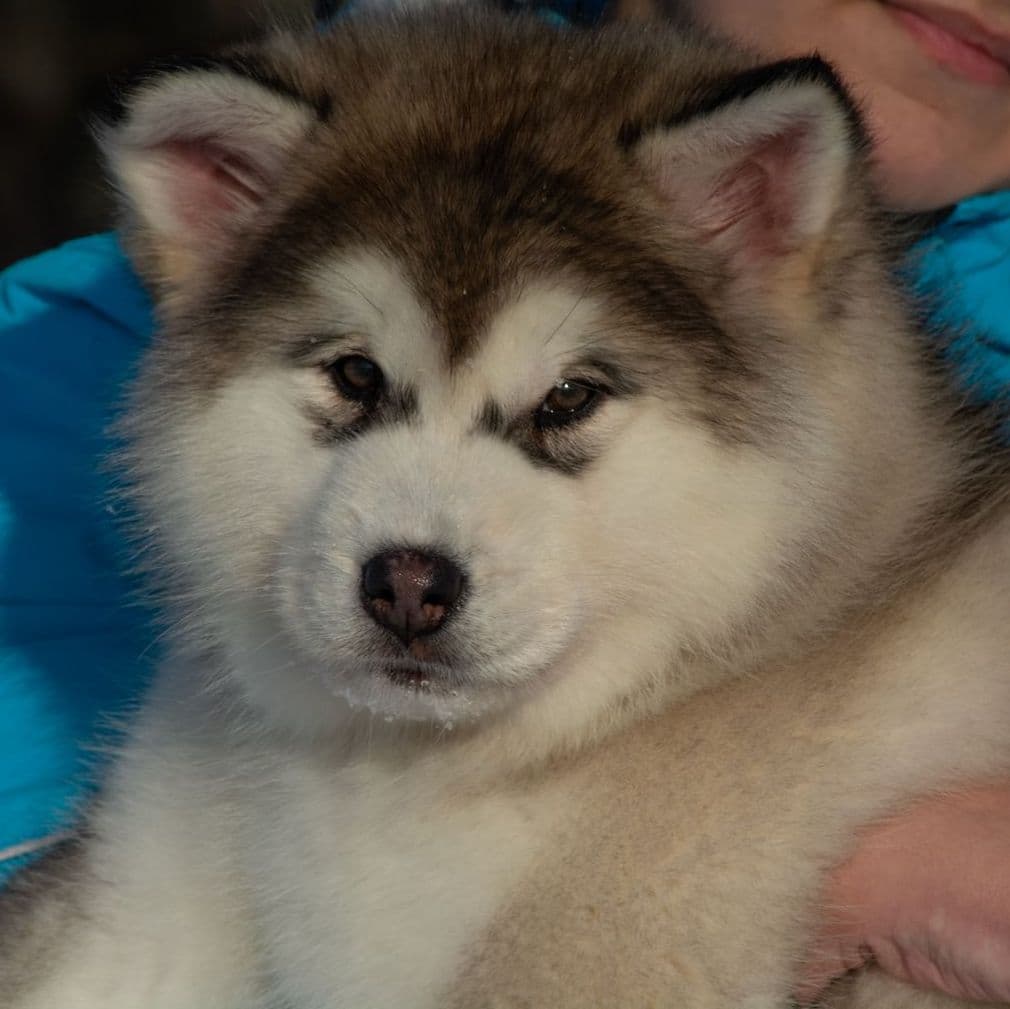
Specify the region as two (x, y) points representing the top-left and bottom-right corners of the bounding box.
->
(234, 742), (570, 1008)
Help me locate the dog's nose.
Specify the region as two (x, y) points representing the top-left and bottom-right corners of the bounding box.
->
(360, 550), (465, 645)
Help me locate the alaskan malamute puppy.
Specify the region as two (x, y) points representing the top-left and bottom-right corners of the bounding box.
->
(3, 7), (1009, 1008)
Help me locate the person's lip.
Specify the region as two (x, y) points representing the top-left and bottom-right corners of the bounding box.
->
(885, 1), (1010, 85)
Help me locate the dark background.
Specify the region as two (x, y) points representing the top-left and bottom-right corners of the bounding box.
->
(0, 0), (306, 268)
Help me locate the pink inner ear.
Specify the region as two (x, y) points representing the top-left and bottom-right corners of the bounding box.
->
(694, 124), (810, 259)
(158, 139), (269, 241)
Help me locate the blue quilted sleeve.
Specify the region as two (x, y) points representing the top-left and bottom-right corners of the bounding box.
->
(0, 234), (158, 881)
(912, 189), (1010, 404)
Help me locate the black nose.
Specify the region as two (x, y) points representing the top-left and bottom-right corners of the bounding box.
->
(360, 550), (465, 645)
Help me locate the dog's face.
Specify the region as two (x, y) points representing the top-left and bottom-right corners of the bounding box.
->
(110, 11), (884, 738)
(174, 254), (799, 731)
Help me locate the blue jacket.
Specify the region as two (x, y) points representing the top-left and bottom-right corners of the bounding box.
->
(912, 191), (1010, 403)
(1, 195), (1008, 877)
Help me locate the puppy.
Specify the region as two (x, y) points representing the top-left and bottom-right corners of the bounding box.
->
(3, 8), (1009, 1007)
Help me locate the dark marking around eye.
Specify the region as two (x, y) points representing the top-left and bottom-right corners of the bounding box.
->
(473, 359), (636, 476)
(308, 383), (418, 446)
(521, 437), (596, 477)
(473, 401), (599, 477)
(308, 404), (367, 446)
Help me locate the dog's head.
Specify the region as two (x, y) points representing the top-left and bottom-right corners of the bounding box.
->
(108, 10), (900, 742)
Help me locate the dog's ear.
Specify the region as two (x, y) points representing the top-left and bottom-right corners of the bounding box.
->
(627, 58), (864, 283)
(100, 60), (319, 294)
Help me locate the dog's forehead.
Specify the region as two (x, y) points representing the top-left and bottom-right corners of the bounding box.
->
(224, 19), (742, 354)
(307, 249), (603, 392)
(246, 126), (713, 384)
(268, 135), (623, 366)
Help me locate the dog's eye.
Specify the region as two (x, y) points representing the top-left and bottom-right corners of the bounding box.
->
(536, 380), (601, 429)
(327, 355), (383, 403)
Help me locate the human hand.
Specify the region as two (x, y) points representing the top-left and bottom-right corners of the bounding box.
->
(795, 783), (1010, 1005)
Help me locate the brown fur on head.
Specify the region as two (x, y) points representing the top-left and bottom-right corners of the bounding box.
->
(100, 6), (877, 304)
